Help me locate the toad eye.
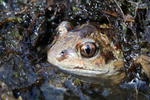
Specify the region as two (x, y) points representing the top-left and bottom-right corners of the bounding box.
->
(80, 42), (97, 58)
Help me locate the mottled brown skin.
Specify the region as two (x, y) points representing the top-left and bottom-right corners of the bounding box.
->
(48, 21), (150, 85)
(136, 55), (150, 79)
(48, 21), (125, 85)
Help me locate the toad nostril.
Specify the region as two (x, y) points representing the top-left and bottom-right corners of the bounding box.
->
(56, 50), (68, 62)
(60, 51), (64, 55)
(60, 50), (67, 56)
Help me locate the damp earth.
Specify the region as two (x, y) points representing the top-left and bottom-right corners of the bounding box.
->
(0, 0), (150, 100)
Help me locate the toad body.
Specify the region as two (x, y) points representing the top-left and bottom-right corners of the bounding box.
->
(48, 21), (150, 84)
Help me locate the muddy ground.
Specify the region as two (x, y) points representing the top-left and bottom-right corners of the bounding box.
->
(0, 0), (150, 100)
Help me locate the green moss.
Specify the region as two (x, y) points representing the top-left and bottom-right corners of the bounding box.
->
(73, 78), (82, 86)
(12, 72), (18, 78)
(17, 17), (23, 23)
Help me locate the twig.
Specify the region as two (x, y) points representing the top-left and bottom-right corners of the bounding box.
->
(104, 10), (118, 17)
(27, 13), (42, 36)
(112, 0), (125, 20)
(15, 6), (28, 15)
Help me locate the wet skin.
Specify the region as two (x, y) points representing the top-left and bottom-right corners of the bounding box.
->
(48, 21), (150, 84)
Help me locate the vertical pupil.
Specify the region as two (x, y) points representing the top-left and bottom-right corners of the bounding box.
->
(86, 45), (91, 54)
